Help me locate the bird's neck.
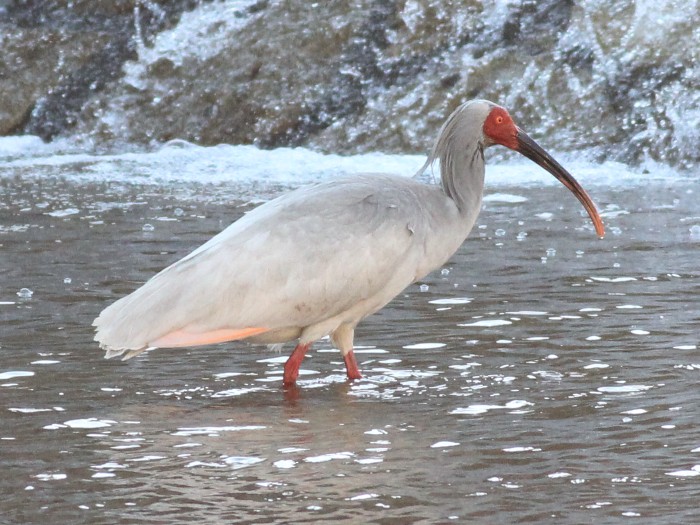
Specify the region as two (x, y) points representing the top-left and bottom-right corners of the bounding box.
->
(440, 143), (486, 216)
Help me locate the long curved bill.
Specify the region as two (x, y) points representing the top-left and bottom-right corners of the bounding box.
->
(516, 128), (605, 238)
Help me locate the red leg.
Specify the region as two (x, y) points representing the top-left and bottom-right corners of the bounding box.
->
(343, 350), (363, 381)
(283, 342), (311, 386)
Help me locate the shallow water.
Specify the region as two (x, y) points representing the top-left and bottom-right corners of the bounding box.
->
(1, 161), (700, 524)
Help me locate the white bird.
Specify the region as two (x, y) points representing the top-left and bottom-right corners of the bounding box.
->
(94, 100), (604, 386)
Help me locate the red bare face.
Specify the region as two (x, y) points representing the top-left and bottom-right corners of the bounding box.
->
(482, 106), (518, 150)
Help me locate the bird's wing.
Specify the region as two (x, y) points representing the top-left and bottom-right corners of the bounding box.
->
(94, 175), (452, 353)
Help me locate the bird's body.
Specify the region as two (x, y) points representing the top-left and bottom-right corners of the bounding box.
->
(94, 100), (604, 385)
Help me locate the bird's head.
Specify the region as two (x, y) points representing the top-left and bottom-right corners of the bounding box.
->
(482, 104), (605, 238)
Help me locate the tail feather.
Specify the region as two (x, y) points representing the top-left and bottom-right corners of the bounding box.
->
(93, 266), (196, 356)
(93, 257), (260, 358)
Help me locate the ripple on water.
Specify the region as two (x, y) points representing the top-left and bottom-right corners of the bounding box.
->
(502, 446), (542, 453)
(172, 425), (266, 437)
(429, 297), (473, 305)
(458, 319), (512, 327)
(43, 418), (117, 430)
(211, 386), (267, 398)
(430, 441), (459, 448)
(0, 371), (34, 381)
(304, 452), (355, 463)
(34, 473), (67, 481)
(185, 456), (264, 470)
(665, 465), (700, 477)
(402, 342), (446, 350)
(450, 399), (533, 416)
(9, 407), (62, 414)
(589, 276), (637, 283)
(273, 459), (296, 469)
(596, 385), (653, 394)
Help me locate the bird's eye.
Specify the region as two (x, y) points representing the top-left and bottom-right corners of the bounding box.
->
(496, 116), (504, 124)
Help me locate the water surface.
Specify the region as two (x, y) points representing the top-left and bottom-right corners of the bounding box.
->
(1, 152), (699, 524)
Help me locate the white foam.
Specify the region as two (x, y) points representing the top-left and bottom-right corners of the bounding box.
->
(0, 137), (689, 190)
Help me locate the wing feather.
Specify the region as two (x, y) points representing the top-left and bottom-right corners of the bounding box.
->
(94, 175), (456, 355)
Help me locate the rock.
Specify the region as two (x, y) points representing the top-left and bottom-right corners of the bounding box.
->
(0, 0), (698, 169)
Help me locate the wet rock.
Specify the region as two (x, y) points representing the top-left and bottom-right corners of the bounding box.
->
(0, 0), (205, 139)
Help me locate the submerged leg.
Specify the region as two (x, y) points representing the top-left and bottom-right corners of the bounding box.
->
(343, 351), (362, 381)
(331, 325), (363, 381)
(283, 342), (311, 386)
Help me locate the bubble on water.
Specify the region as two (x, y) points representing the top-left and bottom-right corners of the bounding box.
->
(541, 256), (548, 264)
(174, 207), (185, 217)
(142, 223), (155, 232)
(495, 228), (506, 237)
(516, 231), (528, 241)
(16, 288), (33, 299)
(441, 268), (450, 276)
(576, 250), (585, 257)
(419, 284), (429, 292)
(546, 248), (556, 257)
(63, 277), (72, 284)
